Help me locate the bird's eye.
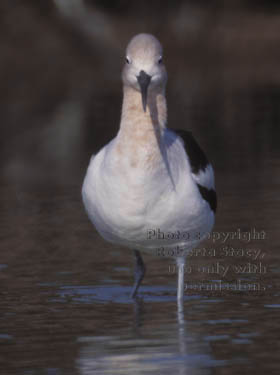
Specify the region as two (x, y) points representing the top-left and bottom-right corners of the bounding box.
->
(125, 56), (131, 64)
(158, 56), (163, 64)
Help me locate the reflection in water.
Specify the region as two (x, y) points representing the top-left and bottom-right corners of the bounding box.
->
(76, 299), (224, 375)
(49, 284), (264, 374)
(177, 299), (189, 375)
(1, 2), (280, 375)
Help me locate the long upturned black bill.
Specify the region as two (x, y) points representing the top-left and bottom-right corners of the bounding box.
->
(137, 70), (151, 112)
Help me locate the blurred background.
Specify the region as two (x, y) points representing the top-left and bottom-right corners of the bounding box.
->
(0, 1), (280, 375)
(1, 0), (280, 187)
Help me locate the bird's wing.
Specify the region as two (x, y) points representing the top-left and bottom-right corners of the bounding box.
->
(173, 129), (217, 213)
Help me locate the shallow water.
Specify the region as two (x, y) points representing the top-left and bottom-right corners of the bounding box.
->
(1, 4), (280, 374)
(1, 83), (280, 374)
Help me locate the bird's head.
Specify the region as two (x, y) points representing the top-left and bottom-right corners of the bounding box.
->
(122, 33), (167, 112)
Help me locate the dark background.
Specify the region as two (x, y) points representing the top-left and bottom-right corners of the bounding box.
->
(1, 0), (280, 186)
(0, 2), (280, 375)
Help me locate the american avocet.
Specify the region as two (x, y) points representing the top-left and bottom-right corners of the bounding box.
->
(82, 33), (217, 301)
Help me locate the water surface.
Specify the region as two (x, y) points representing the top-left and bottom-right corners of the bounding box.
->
(1, 3), (280, 374)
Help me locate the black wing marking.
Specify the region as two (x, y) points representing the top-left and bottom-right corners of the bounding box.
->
(173, 129), (209, 174)
(173, 129), (217, 213)
(197, 184), (217, 213)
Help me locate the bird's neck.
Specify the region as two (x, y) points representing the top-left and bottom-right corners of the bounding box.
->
(119, 85), (167, 139)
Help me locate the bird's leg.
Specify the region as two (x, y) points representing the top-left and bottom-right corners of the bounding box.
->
(177, 257), (185, 301)
(130, 250), (146, 298)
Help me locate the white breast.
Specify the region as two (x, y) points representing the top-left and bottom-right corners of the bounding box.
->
(82, 132), (214, 256)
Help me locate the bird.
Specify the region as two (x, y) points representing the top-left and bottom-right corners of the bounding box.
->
(82, 33), (217, 301)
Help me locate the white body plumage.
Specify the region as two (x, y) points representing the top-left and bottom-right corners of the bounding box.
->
(82, 128), (215, 255)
